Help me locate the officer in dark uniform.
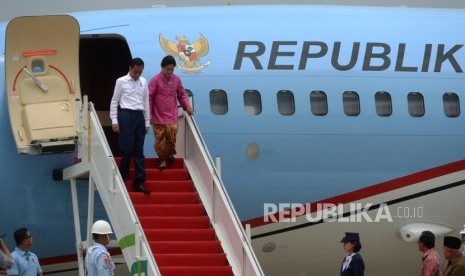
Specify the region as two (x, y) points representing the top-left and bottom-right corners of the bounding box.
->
(340, 232), (365, 276)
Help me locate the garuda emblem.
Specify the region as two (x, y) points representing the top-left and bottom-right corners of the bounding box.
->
(159, 33), (211, 74)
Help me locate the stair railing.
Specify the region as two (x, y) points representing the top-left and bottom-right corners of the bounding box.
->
(63, 96), (161, 276)
(176, 113), (265, 276)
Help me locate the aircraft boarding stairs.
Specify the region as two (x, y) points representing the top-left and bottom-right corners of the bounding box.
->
(62, 97), (264, 276)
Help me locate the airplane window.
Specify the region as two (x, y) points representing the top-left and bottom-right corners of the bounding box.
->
(310, 90), (328, 116)
(375, 91), (392, 117)
(243, 90), (262, 115)
(408, 92), (425, 117)
(277, 90), (295, 116)
(185, 89), (194, 109)
(343, 91), (360, 116)
(209, 89), (228, 115)
(443, 93), (460, 117)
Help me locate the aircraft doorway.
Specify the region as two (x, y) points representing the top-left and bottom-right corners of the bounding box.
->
(79, 34), (132, 156)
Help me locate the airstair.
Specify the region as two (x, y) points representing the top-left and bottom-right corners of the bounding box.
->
(62, 96), (264, 276)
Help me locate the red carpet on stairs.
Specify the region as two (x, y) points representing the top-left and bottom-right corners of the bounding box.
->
(116, 157), (233, 276)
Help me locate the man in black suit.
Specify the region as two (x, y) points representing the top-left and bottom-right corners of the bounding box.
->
(340, 232), (365, 276)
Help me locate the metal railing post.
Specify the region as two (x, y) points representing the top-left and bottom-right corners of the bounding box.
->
(71, 178), (85, 276)
(109, 161), (117, 193)
(184, 115), (189, 159)
(75, 98), (81, 135)
(215, 156), (221, 178)
(135, 222), (141, 259)
(86, 176), (95, 249)
(245, 224), (251, 243)
(213, 180), (217, 225)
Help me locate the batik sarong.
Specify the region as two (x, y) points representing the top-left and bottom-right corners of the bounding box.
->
(153, 124), (178, 162)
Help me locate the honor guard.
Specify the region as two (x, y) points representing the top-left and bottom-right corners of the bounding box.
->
(85, 220), (115, 276)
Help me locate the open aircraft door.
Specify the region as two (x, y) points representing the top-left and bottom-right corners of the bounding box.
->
(5, 15), (81, 154)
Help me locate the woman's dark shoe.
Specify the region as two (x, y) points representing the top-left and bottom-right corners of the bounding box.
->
(167, 156), (175, 163)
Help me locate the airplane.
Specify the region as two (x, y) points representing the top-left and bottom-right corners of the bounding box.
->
(1, 4), (465, 276)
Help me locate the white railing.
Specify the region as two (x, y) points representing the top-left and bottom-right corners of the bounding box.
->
(63, 96), (160, 276)
(177, 113), (265, 276)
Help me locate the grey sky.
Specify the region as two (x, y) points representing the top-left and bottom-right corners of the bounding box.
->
(1, 0), (464, 22)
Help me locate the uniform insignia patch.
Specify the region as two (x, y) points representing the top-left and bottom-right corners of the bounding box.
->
(102, 255), (109, 269)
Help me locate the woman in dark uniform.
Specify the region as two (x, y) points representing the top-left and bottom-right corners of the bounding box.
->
(340, 232), (365, 276)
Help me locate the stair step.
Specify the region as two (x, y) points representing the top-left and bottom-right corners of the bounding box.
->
(129, 192), (199, 204)
(140, 216), (210, 229)
(150, 241), (223, 254)
(126, 181), (195, 193)
(126, 168), (190, 181)
(144, 229), (216, 241)
(134, 204), (205, 217)
(159, 266), (233, 276)
(155, 253), (228, 266)
(144, 180), (195, 192)
(115, 157), (185, 169)
(146, 158), (185, 169)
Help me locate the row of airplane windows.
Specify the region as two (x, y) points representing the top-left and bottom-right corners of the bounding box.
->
(185, 89), (461, 117)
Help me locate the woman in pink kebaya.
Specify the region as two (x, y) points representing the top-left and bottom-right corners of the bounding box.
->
(148, 55), (194, 169)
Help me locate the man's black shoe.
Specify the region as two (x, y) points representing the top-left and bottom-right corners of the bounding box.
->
(133, 185), (151, 195)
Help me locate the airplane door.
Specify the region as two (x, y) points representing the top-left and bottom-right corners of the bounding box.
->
(5, 15), (81, 154)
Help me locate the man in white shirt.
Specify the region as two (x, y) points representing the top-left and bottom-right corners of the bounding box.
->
(6, 228), (42, 276)
(110, 58), (150, 194)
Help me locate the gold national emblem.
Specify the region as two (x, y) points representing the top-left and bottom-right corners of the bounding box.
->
(159, 33), (211, 74)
